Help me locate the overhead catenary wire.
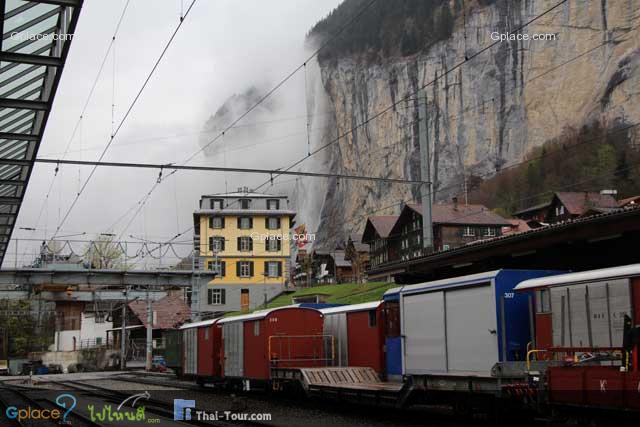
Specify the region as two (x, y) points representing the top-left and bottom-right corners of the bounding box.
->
(26, 158), (432, 185)
(50, 0), (199, 239)
(30, 0), (133, 237)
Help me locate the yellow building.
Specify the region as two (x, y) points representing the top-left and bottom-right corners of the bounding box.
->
(193, 189), (295, 313)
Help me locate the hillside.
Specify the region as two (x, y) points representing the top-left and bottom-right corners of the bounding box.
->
(295, 0), (640, 248)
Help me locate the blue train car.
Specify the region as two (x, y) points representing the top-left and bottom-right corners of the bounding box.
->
(383, 269), (564, 377)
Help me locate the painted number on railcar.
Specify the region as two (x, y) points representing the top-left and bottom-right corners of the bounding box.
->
(504, 292), (515, 299)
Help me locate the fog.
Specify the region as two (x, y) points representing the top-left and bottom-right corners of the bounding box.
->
(7, 0), (342, 268)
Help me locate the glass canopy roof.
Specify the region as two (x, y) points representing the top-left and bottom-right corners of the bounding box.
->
(0, 0), (82, 265)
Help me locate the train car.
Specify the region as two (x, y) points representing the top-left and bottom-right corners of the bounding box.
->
(163, 329), (183, 376)
(515, 264), (640, 413)
(180, 320), (200, 378)
(0, 328), (7, 375)
(384, 269), (563, 377)
(217, 306), (325, 387)
(320, 302), (385, 376)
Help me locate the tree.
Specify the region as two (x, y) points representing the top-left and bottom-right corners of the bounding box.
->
(85, 236), (125, 269)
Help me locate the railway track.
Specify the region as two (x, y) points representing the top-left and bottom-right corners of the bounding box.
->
(48, 379), (273, 427)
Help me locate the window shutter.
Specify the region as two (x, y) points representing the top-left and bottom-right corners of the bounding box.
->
(265, 218), (269, 229)
(221, 289), (226, 305)
(209, 237), (213, 251)
(249, 261), (254, 277)
(236, 261), (240, 276)
(221, 261), (226, 277)
(207, 289), (212, 305)
(264, 261), (269, 276)
(208, 217), (213, 229)
(221, 217), (225, 228)
(249, 217), (253, 228)
(249, 237), (253, 251)
(277, 239), (281, 251)
(277, 218), (281, 228)
(221, 238), (225, 251)
(237, 237), (241, 251)
(277, 261), (282, 277)
(237, 217), (241, 228)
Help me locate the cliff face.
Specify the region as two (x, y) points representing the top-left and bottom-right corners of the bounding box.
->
(303, 0), (640, 247)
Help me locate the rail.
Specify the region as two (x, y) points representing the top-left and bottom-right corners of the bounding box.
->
(268, 334), (335, 367)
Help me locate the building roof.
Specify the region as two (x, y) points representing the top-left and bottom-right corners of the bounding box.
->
(554, 192), (618, 215)
(332, 251), (351, 268)
(128, 295), (191, 330)
(512, 201), (552, 216)
(502, 219), (531, 235)
(217, 306), (320, 325)
(364, 216), (398, 239)
(406, 203), (510, 226)
(203, 191), (285, 198)
(194, 209), (296, 217)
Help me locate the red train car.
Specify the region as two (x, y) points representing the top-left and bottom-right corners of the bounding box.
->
(321, 302), (385, 375)
(516, 264), (640, 412)
(179, 318), (223, 383)
(217, 307), (326, 385)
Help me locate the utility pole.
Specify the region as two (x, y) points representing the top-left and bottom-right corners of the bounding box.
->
(418, 89), (434, 253)
(120, 286), (127, 370)
(145, 285), (153, 371)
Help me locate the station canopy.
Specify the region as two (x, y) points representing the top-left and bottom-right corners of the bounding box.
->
(0, 0), (82, 264)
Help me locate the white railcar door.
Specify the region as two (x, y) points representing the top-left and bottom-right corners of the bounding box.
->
(445, 284), (497, 373)
(402, 291), (446, 374)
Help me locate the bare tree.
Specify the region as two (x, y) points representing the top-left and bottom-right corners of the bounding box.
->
(85, 236), (125, 269)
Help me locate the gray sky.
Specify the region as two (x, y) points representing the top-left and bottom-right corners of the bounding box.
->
(8, 0), (342, 268)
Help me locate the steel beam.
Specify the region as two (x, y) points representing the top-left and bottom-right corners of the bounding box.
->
(0, 197), (21, 205)
(0, 52), (62, 67)
(0, 268), (217, 287)
(0, 98), (48, 111)
(0, 132), (39, 141)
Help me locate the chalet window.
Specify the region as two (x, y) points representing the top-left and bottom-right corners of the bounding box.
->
(555, 205), (565, 216)
(209, 236), (225, 252)
(266, 237), (281, 252)
(368, 310), (377, 327)
(265, 261), (282, 277)
(238, 261), (253, 278)
(442, 244), (450, 250)
(238, 236), (253, 252)
(463, 226), (475, 237)
(266, 217), (280, 230)
(535, 289), (551, 313)
(207, 260), (226, 276)
(266, 199), (280, 210)
(207, 288), (226, 305)
(210, 199), (223, 209)
(240, 199), (251, 209)
(209, 216), (224, 229)
(483, 227), (496, 237)
(238, 217), (252, 229)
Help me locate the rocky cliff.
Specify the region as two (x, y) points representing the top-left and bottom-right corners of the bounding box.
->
(301, 0), (640, 247)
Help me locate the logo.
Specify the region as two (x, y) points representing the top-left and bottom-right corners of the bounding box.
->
(55, 394), (77, 423)
(5, 393), (75, 423)
(174, 399), (195, 421)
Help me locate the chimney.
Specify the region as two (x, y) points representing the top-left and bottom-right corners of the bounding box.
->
(452, 196), (458, 211)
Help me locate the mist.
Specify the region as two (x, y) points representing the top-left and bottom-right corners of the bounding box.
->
(8, 0), (342, 268)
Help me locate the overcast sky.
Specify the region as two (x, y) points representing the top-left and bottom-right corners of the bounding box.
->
(8, 0), (342, 268)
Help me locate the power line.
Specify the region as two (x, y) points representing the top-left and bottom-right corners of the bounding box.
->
(31, 0), (133, 236)
(50, 0), (199, 239)
(24, 158), (431, 185)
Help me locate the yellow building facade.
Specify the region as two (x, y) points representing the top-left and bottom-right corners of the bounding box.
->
(193, 190), (295, 313)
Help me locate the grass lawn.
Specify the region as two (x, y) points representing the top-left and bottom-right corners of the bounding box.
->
(266, 282), (396, 308)
(222, 282), (397, 316)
